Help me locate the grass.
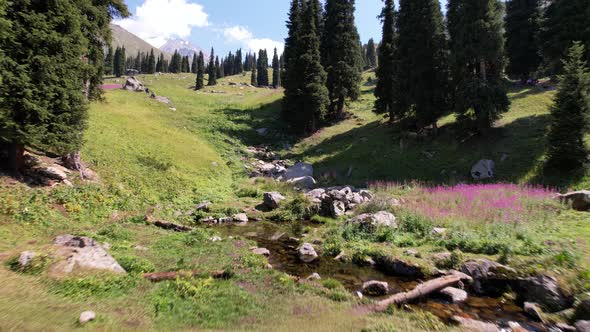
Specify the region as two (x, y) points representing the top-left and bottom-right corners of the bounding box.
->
(1, 71), (589, 330)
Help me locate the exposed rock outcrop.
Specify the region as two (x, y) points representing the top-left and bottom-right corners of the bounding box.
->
(51, 235), (126, 275)
(557, 191), (590, 211)
(298, 243), (318, 263)
(123, 76), (145, 92)
(362, 280), (389, 296)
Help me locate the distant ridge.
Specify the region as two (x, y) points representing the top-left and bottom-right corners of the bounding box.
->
(160, 38), (208, 59)
(110, 24), (171, 59)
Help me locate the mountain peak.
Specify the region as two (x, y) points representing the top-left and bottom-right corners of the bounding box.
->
(160, 38), (206, 58)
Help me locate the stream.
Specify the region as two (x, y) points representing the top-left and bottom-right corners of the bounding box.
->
(216, 221), (549, 331)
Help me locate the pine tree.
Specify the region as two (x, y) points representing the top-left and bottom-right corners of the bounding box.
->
(104, 46), (114, 76)
(505, 0), (542, 80)
(396, 0), (450, 129)
(195, 51), (205, 90)
(374, 0), (399, 121)
(234, 49), (243, 74)
(113, 47), (123, 77)
(216, 56), (223, 78)
(547, 42), (590, 169)
(148, 49), (156, 74)
(208, 48), (217, 86)
(156, 53), (163, 72)
(282, 0), (329, 134)
(191, 52), (198, 74)
(251, 54), (258, 86)
(542, 0), (590, 75)
(257, 49), (269, 86)
(366, 38), (377, 68)
(272, 48), (281, 88)
(322, 0), (362, 119)
(134, 51), (141, 71)
(447, 0), (510, 131)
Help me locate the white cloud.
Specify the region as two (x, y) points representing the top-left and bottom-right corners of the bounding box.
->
(114, 0), (209, 48)
(223, 25), (284, 54)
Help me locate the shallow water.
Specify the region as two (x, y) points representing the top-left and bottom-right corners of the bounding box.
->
(216, 221), (547, 331)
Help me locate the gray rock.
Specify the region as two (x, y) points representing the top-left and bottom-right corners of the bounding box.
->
(79, 311), (96, 324)
(349, 211), (397, 229)
(461, 259), (517, 295)
(18, 251), (36, 268)
(298, 243), (318, 263)
(208, 236), (222, 242)
(558, 191), (590, 211)
(251, 248), (270, 257)
(359, 190), (374, 201)
(362, 280), (389, 296)
(195, 201), (211, 212)
(471, 159), (495, 180)
(404, 249), (419, 257)
(375, 257), (424, 278)
(52, 235), (126, 274)
(43, 166), (69, 181)
(524, 302), (545, 322)
(288, 176), (317, 189)
(451, 316), (500, 332)
(575, 321), (590, 332)
(123, 76), (145, 92)
(306, 273), (321, 281)
(330, 200), (346, 218)
(283, 162), (314, 180)
(519, 275), (571, 312)
(440, 287), (468, 303)
(431, 227), (448, 236)
(232, 213), (249, 223)
(556, 323), (577, 332)
(263, 192), (285, 210)
(256, 128), (268, 136)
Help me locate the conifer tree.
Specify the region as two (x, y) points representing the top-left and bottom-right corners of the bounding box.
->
(148, 49), (156, 74)
(447, 0), (510, 131)
(374, 0), (399, 121)
(216, 56), (223, 78)
(195, 51), (205, 90)
(547, 42), (590, 169)
(208, 48), (217, 86)
(542, 0), (590, 75)
(156, 53), (163, 72)
(396, 0), (450, 129)
(113, 47), (123, 77)
(505, 0), (542, 80)
(322, 0), (362, 119)
(191, 53), (198, 74)
(105, 46), (114, 76)
(134, 51), (141, 71)
(366, 38), (377, 68)
(257, 49), (269, 86)
(272, 48), (281, 88)
(120, 46), (126, 74)
(251, 54), (258, 86)
(282, 0), (329, 134)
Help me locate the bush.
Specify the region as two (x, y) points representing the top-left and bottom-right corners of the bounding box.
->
(321, 278), (342, 290)
(116, 255), (156, 274)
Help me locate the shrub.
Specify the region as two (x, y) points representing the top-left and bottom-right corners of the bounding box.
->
(116, 255), (156, 274)
(321, 278), (342, 290)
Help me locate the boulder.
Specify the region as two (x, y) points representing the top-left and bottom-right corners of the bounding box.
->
(18, 251), (36, 269)
(451, 316), (500, 332)
(232, 213), (249, 223)
(263, 192), (285, 210)
(251, 248), (270, 257)
(51, 235), (126, 275)
(306, 273), (321, 281)
(375, 257), (424, 278)
(523, 302), (545, 323)
(440, 287), (468, 303)
(471, 159), (495, 180)
(79, 311), (96, 324)
(348, 211), (397, 229)
(460, 259), (517, 296)
(558, 191), (590, 211)
(195, 201), (211, 212)
(518, 275), (571, 312)
(576, 298), (590, 320)
(576, 321), (590, 332)
(123, 77), (145, 92)
(298, 243), (318, 263)
(283, 162), (314, 181)
(362, 280), (389, 296)
(287, 176), (316, 189)
(330, 200), (346, 218)
(43, 166), (69, 181)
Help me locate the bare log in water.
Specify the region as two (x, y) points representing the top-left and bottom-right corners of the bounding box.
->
(356, 271), (473, 314)
(143, 270), (230, 282)
(151, 220), (194, 232)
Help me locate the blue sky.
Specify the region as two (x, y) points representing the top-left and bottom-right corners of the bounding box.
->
(117, 0), (447, 56)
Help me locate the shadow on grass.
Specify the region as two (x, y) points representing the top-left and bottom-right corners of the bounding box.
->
(509, 84), (556, 101)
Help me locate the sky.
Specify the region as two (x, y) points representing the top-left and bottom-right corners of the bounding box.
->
(116, 0), (447, 56)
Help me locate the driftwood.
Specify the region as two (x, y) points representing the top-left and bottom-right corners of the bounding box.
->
(152, 220), (194, 232)
(356, 271), (473, 314)
(143, 270), (230, 282)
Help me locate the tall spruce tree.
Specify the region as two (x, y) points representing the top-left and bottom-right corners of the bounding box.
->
(505, 0), (542, 80)
(396, 0), (450, 129)
(104, 46), (114, 76)
(447, 0), (510, 131)
(542, 0), (590, 75)
(272, 48), (281, 88)
(374, 0), (399, 121)
(148, 49), (156, 74)
(113, 47), (123, 77)
(366, 38), (377, 68)
(208, 48), (217, 86)
(322, 0), (363, 119)
(251, 53), (258, 86)
(195, 51), (205, 90)
(282, 0), (329, 134)
(547, 42), (590, 169)
(257, 49), (269, 87)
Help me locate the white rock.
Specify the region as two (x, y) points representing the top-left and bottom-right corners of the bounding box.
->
(283, 162), (314, 181)
(232, 213), (249, 223)
(440, 287), (468, 303)
(287, 176), (317, 189)
(471, 159), (495, 180)
(18, 251), (36, 268)
(306, 273), (321, 280)
(298, 243), (318, 263)
(79, 311), (96, 324)
(362, 280), (389, 296)
(251, 248), (271, 257)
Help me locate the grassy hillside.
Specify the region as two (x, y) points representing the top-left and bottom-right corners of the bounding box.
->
(0, 71), (589, 331)
(110, 24), (170, 60)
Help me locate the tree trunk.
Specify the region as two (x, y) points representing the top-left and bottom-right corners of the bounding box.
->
(8, 142), (25, 174)
(62, 151), (87, 179)
(480, 58), (487, 81)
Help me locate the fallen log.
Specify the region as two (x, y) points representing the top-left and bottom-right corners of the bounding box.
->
(152, 220), (194, 232)
(143, 270), (231, 282)
(356, 271), (473, 314)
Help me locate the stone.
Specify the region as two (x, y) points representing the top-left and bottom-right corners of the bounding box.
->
(460, 259), (517, 296)
(123, 77), (145, 92)
(263, 192), (285, 210)
(375, 257), (424, 278)
(298, 243), (318, 263)
(431, 227), (447, 236)
(287, 176), (317, 189)
(575, 321), (590, 332)
(558, 191), (590, 211)
(283, 162), (314, 181)
(306, 273), (321, 281)
(359, 190), (374, 201)
(18, 251), (36, 268)
(440, 287), (468, 303)
(256, 128), (268, 136)
(348, 211), (397, 229)
(52, 235), (126, 274)
(232, 213), (249, 223)
(523, 302), (545, 323)
(471, 159), (495, 180)
(270, 232), (285, 241)
(154, 96), (171, 104)
(556, 323), (577, 332)
(43, 166), (69, 181)
(519, 275), (571, 312)
(195, 201), (211, 212)
(362, 280), (389, 296)
(209, 236), (222, 242)
(79, 311), (96, 324)
(330, 200), (347, 218)
(451, 316), (500, 332)
(251, 248), (270, 257)
(404, 249), (419, 257)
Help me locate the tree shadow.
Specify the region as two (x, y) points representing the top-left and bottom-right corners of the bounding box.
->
(508, 84), (556, 101)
